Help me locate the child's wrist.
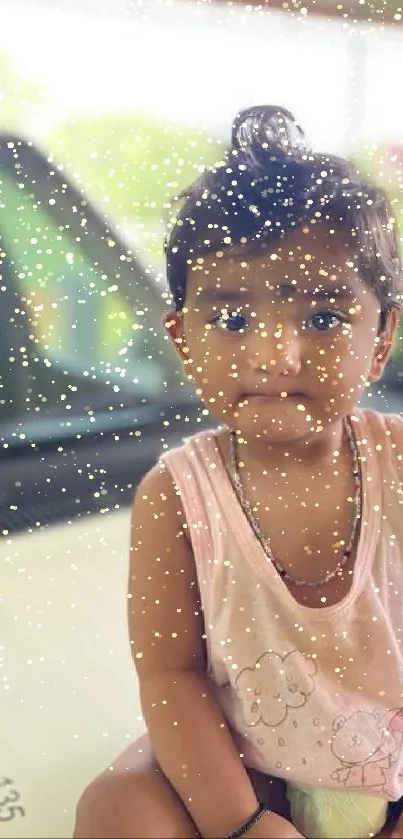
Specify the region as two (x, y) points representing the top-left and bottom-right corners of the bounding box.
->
(223, 802), (268, 838)
(241, 809), (305, 839)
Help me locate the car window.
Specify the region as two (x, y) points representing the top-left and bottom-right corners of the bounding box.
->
(0, 137), (184, 436)
(0, 167), (137, 374)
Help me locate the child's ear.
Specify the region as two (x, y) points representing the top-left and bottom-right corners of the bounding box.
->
(369, 308), (400, 382)
(163, 310), (193, 368)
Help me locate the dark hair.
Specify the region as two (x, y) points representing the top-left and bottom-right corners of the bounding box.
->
(164, 105), (402, 330)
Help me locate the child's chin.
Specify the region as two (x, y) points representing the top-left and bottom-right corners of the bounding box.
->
(232, 413), (322, 442)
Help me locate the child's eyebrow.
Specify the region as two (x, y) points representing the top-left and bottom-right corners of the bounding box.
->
(197, 290), (251, 303)
(303, 287), (355, 301)
(197, 286), (355, 304)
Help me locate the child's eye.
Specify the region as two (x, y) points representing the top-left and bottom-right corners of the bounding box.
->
(210, 311), (248, 332)
(305, 311), (348, 332)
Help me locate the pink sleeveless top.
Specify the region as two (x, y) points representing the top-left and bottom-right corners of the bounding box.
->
(161, 409), (403, 803)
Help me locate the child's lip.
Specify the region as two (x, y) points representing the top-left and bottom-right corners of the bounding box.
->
(239, 390), (308, 400)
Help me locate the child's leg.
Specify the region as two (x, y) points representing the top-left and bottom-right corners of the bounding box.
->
(73, 733), (198, 838)
(73, 733), (290, 839)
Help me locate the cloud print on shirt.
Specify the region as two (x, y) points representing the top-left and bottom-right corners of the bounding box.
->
(235, 649), (317, 727)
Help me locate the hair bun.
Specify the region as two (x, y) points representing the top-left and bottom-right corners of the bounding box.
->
(231, 105), (311, 158)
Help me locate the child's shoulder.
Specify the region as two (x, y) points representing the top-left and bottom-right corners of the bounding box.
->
(160, 426), (223, 461)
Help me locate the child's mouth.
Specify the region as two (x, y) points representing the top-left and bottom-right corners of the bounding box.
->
(238, 391), (308, 402)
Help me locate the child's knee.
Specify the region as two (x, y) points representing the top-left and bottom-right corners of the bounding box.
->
(73, 766), (198, 839)
(73, 771), (126, 838)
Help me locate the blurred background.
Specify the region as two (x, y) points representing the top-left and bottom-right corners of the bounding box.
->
(1, 0), (403, 836)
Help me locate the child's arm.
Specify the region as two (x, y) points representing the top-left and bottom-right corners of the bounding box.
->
(128, 462), (303, 839)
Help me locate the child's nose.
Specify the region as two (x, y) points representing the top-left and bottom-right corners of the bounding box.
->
(246, 325), (302, 376)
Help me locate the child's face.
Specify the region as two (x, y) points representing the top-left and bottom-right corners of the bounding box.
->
(165, 226), (399, 442)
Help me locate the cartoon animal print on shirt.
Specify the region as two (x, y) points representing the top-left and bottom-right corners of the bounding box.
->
(235, 650), (317, 727)
(330, 707), (403, 795)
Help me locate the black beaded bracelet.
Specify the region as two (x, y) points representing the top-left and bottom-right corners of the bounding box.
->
(225, 802), (270, 839)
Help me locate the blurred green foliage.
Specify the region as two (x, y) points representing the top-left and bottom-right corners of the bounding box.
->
(0, 52), (48, 132)
(47, 112), (223, 265)
(357, 143), (403, 357)
(356, 142), (403, 244)
(0, 49), (223, 365)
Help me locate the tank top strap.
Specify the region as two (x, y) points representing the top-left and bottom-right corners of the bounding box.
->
(358, 409), (403, 537)
(358, 408), (403, 480)
(161, 429), (224, 617)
